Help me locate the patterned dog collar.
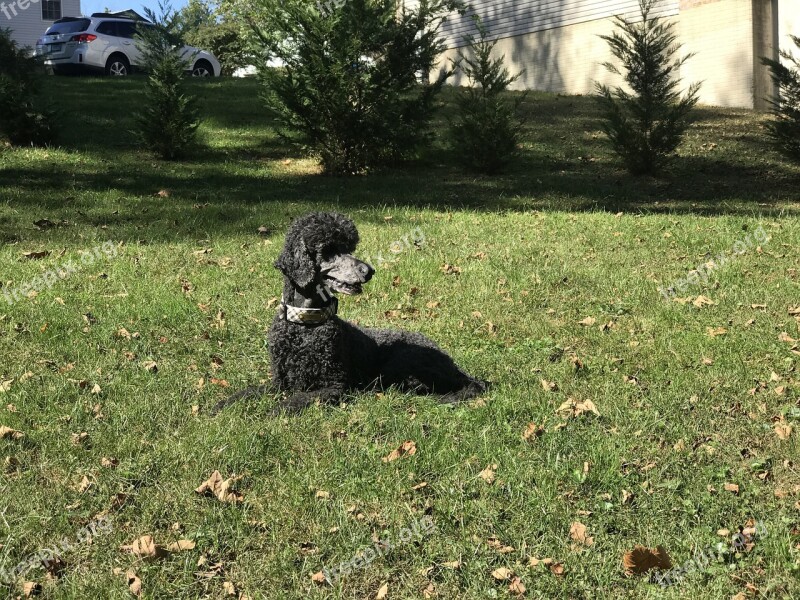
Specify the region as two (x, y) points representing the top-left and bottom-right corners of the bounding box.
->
(281, 296), (338, 325)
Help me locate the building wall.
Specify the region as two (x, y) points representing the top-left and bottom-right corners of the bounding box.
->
(778, 0), (800, 51)
(1, 0), (82, 50)
(436, 0), (800, 109)
(437, 15), (638, 96)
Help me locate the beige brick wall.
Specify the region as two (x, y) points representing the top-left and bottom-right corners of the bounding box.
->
(677, 0), (754, 108)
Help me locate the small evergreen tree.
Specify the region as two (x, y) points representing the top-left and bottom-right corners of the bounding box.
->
(134, 3), (201, 160)
(595, 0), (700, 175)
(762, 35), (800, 162)
(250, 0), (459, 175)
(450, 21), (525, 174)
(0, 29), (57, 146)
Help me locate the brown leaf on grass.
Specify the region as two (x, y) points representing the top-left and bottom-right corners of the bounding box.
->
(126, 569), (142, 597)
(142, 361), (158, 373)
(522, 422), (544, 441)
(71, 432), (89, 446)
(508, 576), (526, 595)
(556, 398), (600, 418)
(706, 327), (728, 337)
(693, 295), (716, 308)
(775, 421), (793, 440)
(622, 545), (671, 575)
(479, 463), (498, 484)
(548, 563), (565, 576)
(569, 521), (594, 547)
(0, 379), (14, 392)
(120, 535), (168, 560)
(789, 306), (800, 316)
(0, 425), (24, 440)
(540, 379), (558, 392)
(195, 470), (244, 503)
(78, 475), (93, 493)
(778, 332), (796, 343)
(310, 571), (327, 584)
(491, 567), (513, 581)
(22, 250), (50, 260)
(22, 581), (42, 597)
(101, 457), (119, 468)
(440, 263), (461, 275)
(222, 581), (236, 596)
(375, 582), (389, 599)
(165, 540), (196, 552)
(578, 316), (596, 326)
(382, 440), (417, 462)
(155, 189), (170, 198)
(486, 537), (515, 554)
(724, 483), (740, 494)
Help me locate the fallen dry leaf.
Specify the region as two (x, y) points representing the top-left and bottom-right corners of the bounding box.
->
(22, 581), (41, 597)
(569, 521), (594, 547)
(376, 582), (389, 599)
(491, 566), (513, 581)
(778, 332), (796, 343)
(706, 326), (728, 337)
(310, 571), (327, 584)
(508, 576), (526, 595)
(120, 535), (168, 560)
(0, 425), (24, 440)
(101, 457), (119, 468)
(540, 379), (558, 392)
(578, 316), (596, 326)
(622, 545), (671, 575)
(195, 470), (244, 504)
(522, 422), (544, 441)
(22, 250), (50, 260)
(382, 440), (417, 462)
(0, 379), (13, 392)
(125, 569), (142, 597)
(693, 295), (716, 308)
(556, 398), (600, 418)
(775, 422), (793, 440)
(479, 463), (497, 484)
(142, 361), (158, 373)
(166, 540), (196, 552)
(724, 482), (740, 495)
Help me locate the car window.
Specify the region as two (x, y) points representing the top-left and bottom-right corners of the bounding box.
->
(95, 22), (117, 36)
(116, 21), (136, 39)
(44, 19), (91, 35)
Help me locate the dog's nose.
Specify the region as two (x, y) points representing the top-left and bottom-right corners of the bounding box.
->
(359, 261), (375, 281)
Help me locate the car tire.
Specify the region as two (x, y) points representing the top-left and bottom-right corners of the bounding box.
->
(191, 59), (213, 77)
(105, 54), (131, 77)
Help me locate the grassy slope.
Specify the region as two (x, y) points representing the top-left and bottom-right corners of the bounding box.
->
(0, 76), (799, 599)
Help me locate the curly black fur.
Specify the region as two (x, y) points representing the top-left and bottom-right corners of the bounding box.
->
(214, 212), (489, 414)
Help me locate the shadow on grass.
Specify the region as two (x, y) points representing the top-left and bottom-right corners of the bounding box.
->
(2, 78), (799, 245)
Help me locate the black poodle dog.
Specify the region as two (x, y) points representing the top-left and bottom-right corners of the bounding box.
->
(215, 212), (489, 414)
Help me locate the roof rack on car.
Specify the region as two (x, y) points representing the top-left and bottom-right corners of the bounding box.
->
(90, 11), (152, 22)
(53, 16), (87, 23)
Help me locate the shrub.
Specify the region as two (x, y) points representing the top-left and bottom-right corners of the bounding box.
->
(762, 35), (800, 162)
(134, 3), (201, 160)
(251, 0), (458, 175)
(595, 0), (700, 175)
(450, 21), (524, 174)
(0, 29), (57, 146)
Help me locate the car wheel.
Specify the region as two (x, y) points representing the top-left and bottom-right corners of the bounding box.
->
(191, 59), (213, 77)
(105, 55), (130, 77)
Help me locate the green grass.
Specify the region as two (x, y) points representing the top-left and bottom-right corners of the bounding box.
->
(1, 75), (799, 599)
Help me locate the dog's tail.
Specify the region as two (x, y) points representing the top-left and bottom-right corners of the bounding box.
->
(211, 384), (273, 415)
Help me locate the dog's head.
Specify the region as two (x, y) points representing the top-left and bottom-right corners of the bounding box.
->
(275, 212), (374, 295)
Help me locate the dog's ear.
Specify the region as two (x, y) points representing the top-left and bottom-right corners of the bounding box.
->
(275, 237), (316, 288)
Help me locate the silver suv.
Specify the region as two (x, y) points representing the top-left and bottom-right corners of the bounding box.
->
(35, 13), (221, 77)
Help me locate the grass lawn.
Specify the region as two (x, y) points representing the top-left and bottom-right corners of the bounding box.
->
(1, 75), (799, 599)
